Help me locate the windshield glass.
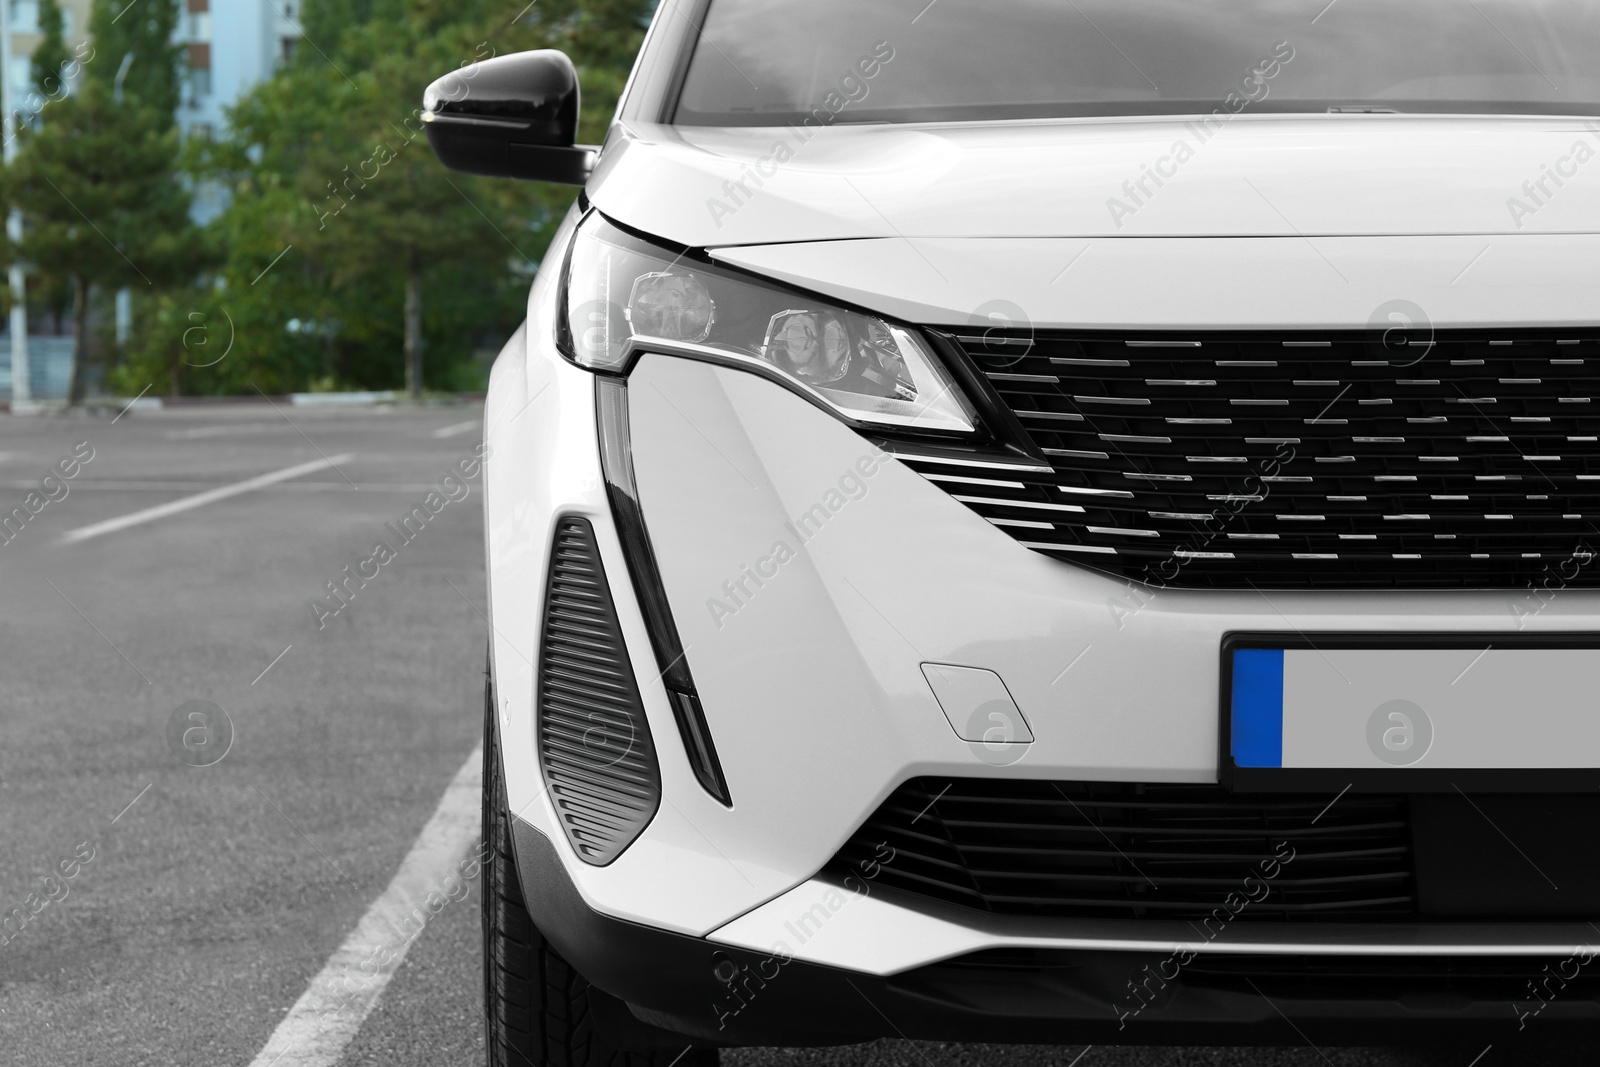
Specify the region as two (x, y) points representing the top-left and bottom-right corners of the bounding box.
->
(674, 0), (1600, 125)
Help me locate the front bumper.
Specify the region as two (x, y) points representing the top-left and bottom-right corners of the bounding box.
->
(514, 816), (1600, 1047)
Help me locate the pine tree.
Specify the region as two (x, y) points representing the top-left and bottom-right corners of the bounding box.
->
(6, 0), (202, 402)
(22, 0), (76, 334)
(30, 0), (71, 100)
(88, 0), (182, 120)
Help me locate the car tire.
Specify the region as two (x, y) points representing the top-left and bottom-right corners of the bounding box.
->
(482, 667), (720, 1067)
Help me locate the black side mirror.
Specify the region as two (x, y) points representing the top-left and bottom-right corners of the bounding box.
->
(422, 50), (595, 185)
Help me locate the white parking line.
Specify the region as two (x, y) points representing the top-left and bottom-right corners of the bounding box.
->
(248, 744), (482, 1067)
(430, 420), (479, 439)
(60, 455), (355, 544)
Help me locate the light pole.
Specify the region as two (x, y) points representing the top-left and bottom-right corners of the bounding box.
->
(0, 0), (32, 410)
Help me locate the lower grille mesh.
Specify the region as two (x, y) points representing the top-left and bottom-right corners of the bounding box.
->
(827, 778), (1415, 921)
(538, 516), (660, 866)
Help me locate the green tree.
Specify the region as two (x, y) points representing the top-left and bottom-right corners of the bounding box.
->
(6, 0), (203, 401)
(166, 0), (653, 397)
(29, 0), (71, 99)
(203, 0), (651, 397)
(296, 13), (531, 397)
(22, 0), (76, 335)
(89, 0), (183, 119)
(301, 0), (401, 52)
(8, 79), (202, 401)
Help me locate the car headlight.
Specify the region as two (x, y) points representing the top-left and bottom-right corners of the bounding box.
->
(556, 213), (975, 434)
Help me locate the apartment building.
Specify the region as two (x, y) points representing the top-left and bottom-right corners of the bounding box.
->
(179, 0), (303, 142)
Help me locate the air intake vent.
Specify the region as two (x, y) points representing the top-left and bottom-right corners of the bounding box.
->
(538, 516), (660, 866)
(917, 328), (1600, 589)
(828, 777), (1415, 921)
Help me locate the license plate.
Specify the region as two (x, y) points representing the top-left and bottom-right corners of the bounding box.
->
(1221, 634), (1600, 792)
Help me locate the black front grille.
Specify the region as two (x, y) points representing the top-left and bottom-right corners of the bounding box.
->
(538, 516), (660, 866)
(827, 778), (1415, 921)
(916, 328), (1600, 588)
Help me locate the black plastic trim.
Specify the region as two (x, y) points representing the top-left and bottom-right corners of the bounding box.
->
(922, 327), (1044, 462)
(537, 515), (662, 865)
(595, 375), (733, 806)
(510, 816), (1600, 1048)
(1219, 630), (1600, 793)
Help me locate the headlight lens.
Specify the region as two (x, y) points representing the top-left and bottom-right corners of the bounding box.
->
(558, 214), (974, 434)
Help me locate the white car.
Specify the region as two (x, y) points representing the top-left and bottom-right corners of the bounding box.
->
(423, 2), (1600, 1062)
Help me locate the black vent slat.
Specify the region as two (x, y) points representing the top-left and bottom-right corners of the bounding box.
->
(538, 516), (660, 866)
(827, 778), (1415, 921)
(924, 330), (1600, 588)
(935, 948), (1600, 1001)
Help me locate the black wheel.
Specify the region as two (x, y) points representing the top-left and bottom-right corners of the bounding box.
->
(482, 666), (719, 1067)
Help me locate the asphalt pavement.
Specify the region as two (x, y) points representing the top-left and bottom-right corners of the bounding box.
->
(0, 402), (1543, 1066)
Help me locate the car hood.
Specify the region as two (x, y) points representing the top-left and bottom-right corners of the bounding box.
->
(590, 115), (1600, 249)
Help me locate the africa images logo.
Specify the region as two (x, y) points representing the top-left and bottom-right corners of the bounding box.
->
(1105, 41), (1295, 229)
(1366, 699), (1433, 766)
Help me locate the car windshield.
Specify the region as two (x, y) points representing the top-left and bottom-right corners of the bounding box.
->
(673, 0), (1600, 125)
